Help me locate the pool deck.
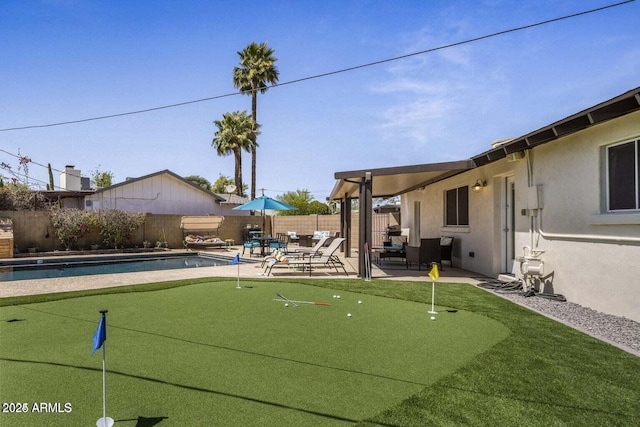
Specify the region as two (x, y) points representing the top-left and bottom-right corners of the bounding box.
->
(0, 247), (484, 298)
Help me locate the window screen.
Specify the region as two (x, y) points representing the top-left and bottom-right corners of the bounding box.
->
(608, 140), (638, 211)
(445, 186), (469, 226)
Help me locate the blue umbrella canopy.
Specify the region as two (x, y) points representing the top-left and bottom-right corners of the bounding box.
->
(233, 195), (296, 212)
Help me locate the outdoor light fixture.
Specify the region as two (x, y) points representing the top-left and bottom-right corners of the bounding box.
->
(473, 179), (487, 192)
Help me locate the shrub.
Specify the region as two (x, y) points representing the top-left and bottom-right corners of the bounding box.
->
(48, 206), (91, 250)
(91, 210), (145, 249)
(0, 184), (47, 211)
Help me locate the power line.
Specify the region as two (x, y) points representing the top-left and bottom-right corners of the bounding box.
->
(0, 147), (69, 177)
(0, 147), (86, 189)
(0, 0), (633, 133)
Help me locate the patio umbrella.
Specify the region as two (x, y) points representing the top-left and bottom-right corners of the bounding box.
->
(233, 195), (296, 231)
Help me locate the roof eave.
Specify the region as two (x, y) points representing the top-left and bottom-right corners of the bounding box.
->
(472, 86), (640, 167)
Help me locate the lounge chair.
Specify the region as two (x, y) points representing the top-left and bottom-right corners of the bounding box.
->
(263, 238), (347, 277)
(259, 235), (329, 269)
(291, 236), (329, 257)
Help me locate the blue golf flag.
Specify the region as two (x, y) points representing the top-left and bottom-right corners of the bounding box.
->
(232, 254), (240, 265)
(92, 316), (106, 355)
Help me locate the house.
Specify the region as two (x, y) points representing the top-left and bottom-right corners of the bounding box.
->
(39, 165), (95, 209)
(331, 86), (640, 322)
(215, 192), (250, 215)
(84, 169), (248, 216)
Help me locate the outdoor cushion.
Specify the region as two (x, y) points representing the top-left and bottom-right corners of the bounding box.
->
(271, 249), (288, 263)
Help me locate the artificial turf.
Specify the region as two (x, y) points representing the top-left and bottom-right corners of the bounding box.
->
(0, 277), (638, 426)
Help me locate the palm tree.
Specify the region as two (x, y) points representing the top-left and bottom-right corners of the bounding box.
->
(211, 111), (258, 196)
(233, 42), (279, 199)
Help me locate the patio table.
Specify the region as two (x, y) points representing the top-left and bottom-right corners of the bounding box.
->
(252, 236), (278, 256)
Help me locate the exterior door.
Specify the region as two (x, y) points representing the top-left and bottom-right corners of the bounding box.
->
(503, 176), (516, 273)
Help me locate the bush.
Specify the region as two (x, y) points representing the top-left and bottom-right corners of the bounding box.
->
(91, 210), (145, 249)
(0, 184), (47, 211)
(49, 208), (146, 250)
(48, 206), (91, 250)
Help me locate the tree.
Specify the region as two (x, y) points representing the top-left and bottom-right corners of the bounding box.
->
(277, 190), (331, 215)
(47, 163), (55, 190)
(0, 183), (47, 211)
(91, 168), (114, 188)
(211, 174), (248, 196)
(211, 111), (257, 196)
(185, 175), (212, 191)
(233, 42), (279, 200)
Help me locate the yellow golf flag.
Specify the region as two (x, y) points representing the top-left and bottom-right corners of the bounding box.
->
(428, 263), (439, 281)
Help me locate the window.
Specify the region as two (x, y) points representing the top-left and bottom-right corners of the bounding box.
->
(607, 139), (639, 211)
(445, 186), (469, 226)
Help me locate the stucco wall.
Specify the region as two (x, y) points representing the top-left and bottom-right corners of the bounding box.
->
(522, 111), (640, 321)
(402, 159), (515, 277)
(403, 110), (640, 321)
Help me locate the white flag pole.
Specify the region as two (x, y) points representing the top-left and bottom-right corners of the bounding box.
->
(97, 311), (114, 427)
(428, 281), (438, 314)
(364, 243), (371, 282)
(428, 263), (438, 314)
(236, 254), (241, 289)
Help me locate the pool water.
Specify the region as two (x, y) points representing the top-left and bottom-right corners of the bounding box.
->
(0, 253), (233, 282)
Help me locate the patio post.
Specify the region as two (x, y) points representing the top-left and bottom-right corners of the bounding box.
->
(358, 172), (372, 278)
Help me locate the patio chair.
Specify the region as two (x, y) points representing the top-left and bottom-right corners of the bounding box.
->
(440, 236), (454, 268)
(242, 236), (260, 256)
(379, 235), (407, 264)
(263, 238), (347, 277)
(287, 231), (299, 245)
(269, 233), (289, 252)
(406, 238), (441, 270)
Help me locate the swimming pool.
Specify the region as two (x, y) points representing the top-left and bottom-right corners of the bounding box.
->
(0, 253), (234, 282)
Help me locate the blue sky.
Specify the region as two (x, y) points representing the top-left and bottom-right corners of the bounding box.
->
(1, 0), (638, 201)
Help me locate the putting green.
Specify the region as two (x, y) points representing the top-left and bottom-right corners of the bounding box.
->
(0, 281), (509, 426)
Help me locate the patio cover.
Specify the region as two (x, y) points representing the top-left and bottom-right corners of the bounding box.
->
(329, 160), (475, 200)
(329, 160), (475, 277)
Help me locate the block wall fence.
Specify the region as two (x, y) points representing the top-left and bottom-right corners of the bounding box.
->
(0, 211), (394, 255)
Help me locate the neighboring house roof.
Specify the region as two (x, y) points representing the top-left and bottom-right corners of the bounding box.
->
(39, 190), (96, 197)
(330, 86), (640, 200)
(94, 169), (224, 203)
(215, 193), (249, 205)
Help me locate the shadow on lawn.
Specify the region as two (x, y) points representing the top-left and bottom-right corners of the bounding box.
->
(17, 305), (428, 387)
(116, 416), (169, 426)
(2, 357), (383, 425)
